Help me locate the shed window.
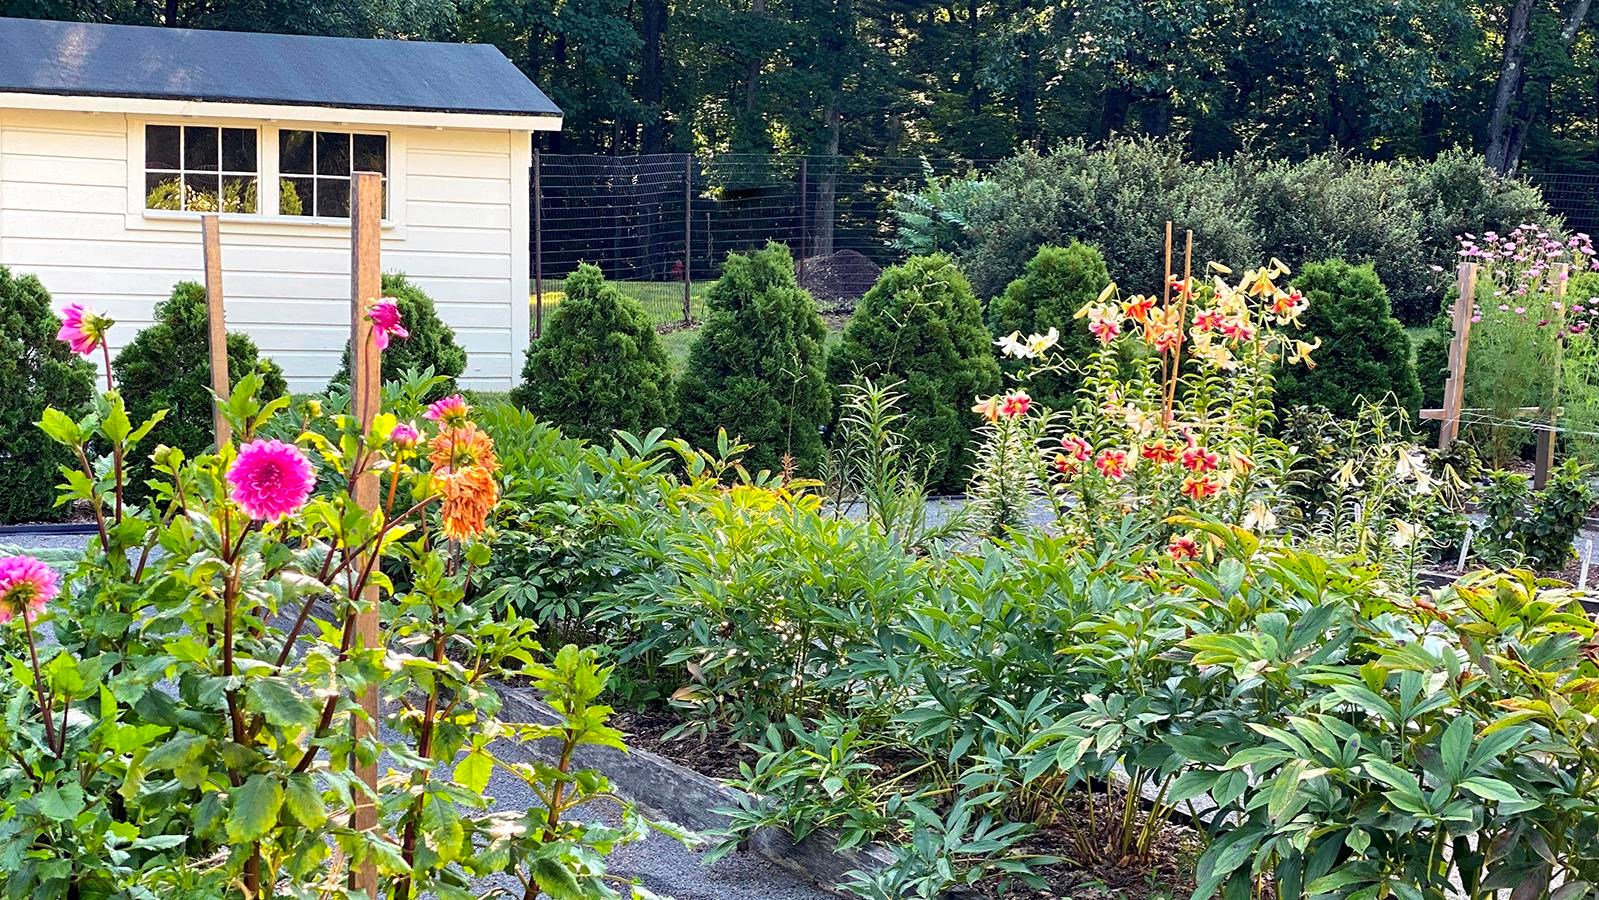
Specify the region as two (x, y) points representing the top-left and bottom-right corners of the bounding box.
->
(144, 125), (258, 213)
(279, 130), (388, 219)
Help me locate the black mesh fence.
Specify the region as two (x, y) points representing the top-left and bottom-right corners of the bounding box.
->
(532, 152), (987, 332)
(1526, 171), (1599, 237)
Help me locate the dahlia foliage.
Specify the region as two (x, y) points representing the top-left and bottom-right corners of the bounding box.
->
(970, 260), (1314, 552)
(2, 307), (662, 899)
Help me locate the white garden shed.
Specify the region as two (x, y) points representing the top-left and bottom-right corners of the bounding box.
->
(0, 17), (561, 390)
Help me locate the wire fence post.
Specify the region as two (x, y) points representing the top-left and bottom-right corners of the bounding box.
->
(533, 148), (544, 339)
(683, 154), (693, 326)
(1536, 262), (1571, 488)
(798, 157), (808, 282)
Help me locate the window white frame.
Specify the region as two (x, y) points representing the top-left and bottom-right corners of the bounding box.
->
(125, 116), (407, 235)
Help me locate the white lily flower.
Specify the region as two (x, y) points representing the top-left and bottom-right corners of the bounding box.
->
(995, 331), (1032, 358)
(1243, 499), (1277, 533)
(1026, 327), (1060, 357)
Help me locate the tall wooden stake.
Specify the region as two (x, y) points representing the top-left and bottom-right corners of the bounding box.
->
(1440, 262), (1479, 451)
(200, 215), (232, 447)
(347, 170), (383, 898)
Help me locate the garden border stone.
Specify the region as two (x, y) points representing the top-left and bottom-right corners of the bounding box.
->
(491, 678), (925, 897)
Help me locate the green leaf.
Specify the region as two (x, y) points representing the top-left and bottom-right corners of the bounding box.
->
(1440, 715), (1472, 783)
(227, 775), (283, 844)
(284, 774), (327, 829)
(36, 408), (82, 448)
(454, 749), (492, 795)
(1458, 777), (1525, 805)
(35, 783), (85, 822)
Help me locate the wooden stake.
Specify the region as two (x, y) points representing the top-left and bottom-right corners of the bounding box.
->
(201, 215), (231, 447)
(533, 148), (544, 339)
(1440, 262), (1478, 450)
(347, 170), (383, 898)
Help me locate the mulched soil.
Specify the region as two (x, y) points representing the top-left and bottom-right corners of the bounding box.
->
(797, 250), (882, 308)
(972, 792), (1204, 900)
(611, 705), (761, 781)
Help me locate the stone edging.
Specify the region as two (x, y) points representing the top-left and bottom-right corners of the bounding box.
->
(492, 679), (904, 896)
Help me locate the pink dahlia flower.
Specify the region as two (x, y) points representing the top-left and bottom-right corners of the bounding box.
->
(369, 298), (410, 351)
(0, 556), (59, 625)
(390, 422), (422, 448)
(424, 394), (471, 426)
(227, 439), (316, 521)
(57, 303), (111, 356)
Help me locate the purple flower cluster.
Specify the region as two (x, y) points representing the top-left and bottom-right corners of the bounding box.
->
(1445, 224), (1599, 335)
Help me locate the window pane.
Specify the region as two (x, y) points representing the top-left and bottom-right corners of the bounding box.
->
(316, 177), (350, 218)
(145, 173), (182, 210)
(352, 133), (387, 175)
(184, 172), (220, 211)
(184, 126), (219, 171)
(279, 130), (313, 174)
(221, 128), (256, 172)
(223, 175), (258, 214)
(145, 125), (180, 170)
(316, 132), (350, 176)
(281, 177), (313, 216)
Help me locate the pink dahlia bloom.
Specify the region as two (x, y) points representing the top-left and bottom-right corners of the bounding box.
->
(390, 422), (422, 448)
(0, 556), (59, 625)
(369, 298), (410, 351)
(57, 303), (111, 356)
(227, 439), (316, 521)
(424, 394), (471, 426)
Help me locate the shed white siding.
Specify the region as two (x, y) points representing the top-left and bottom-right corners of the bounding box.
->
(0, 107), (531, 391)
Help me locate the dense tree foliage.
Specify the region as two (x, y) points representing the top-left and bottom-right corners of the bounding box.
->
(676, 243), (830, 475)
(12, 0), (1599, 170)
(512, 264), (674, 442)
(827, 254), (999, 490)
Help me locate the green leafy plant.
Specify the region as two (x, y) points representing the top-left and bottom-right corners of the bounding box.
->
(1274, 259), (1421, 418)
(1479, 459), (1595, 570)
(0, 266), (96, 524)
(512, 263), (674, 443)
(675, 242), (831, 476)
(332, 272), (467, 399)
(985, 242), (1113, 408)
(826, 254), (999, 490)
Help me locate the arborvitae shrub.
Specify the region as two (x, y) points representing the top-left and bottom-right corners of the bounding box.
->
(512, 264), (674, 442)
(333, 272), (466, 398)
(828, 254), (1000, 490)
(114, 281), (289, 482)
(985, 242), (1111, 409)
(675, 243), (831, 475)
(0, 267), (97, 524)
(1275, 259), (1421, 418)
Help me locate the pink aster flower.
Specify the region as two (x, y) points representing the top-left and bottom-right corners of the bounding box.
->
(424, 394), (471, 426)
(369, 298), (410, 351)
(226, 440), (316, 522)
(56, 303), (112, 356)
(0, 556), (58, 625)
(390, 422), (421, 448)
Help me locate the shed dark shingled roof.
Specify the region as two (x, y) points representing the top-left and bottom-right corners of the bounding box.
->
(0, 17), (561, 118)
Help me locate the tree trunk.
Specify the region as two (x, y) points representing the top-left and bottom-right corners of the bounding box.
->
(639, 0), (667, 153)
(1504, 0), (1594, 171)
(163, 0), (178, 26)
(1486, 0), (1540, 173)
(814, 107), (841, 257)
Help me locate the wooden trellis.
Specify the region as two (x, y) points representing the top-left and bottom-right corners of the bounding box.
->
(1420, 261), (1567, 488)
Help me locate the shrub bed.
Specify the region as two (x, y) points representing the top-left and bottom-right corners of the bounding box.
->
(0, 267), (96, 524)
